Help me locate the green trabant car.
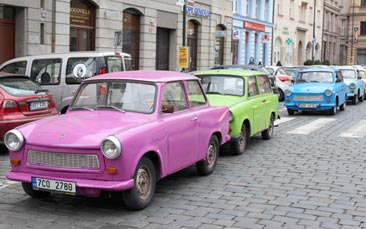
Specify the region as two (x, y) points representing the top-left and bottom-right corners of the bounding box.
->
(193, 69), (279, 155)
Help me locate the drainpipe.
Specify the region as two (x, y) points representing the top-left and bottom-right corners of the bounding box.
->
(271, 0), (275, 65)
(51, 0), (56, 53)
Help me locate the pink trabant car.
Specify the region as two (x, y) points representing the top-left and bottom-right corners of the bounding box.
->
(5, 70), (230, 210)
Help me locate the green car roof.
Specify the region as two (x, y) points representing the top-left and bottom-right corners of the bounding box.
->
(192, 68), (265, 78)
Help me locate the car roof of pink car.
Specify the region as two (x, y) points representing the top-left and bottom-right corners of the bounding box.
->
(86, 70), (199, 83)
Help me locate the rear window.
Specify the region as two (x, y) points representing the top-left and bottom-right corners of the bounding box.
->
(106, 56), (123, 72)
(66, 57), (101, 84)
(124, 57), (133, 71)
(0, 77), (43, 96)
(31, 59), (61, 85)
(0, 61), (27, 74)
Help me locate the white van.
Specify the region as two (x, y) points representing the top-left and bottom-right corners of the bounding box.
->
(0, 51), (132, 113)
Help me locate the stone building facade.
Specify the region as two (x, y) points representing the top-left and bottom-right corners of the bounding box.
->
(273, 0), (323, 66)
(0, 0), (233, 71)
(232, 0), (274, 66)
(322, 0), (349, 65)
(347, 0), (366, 65)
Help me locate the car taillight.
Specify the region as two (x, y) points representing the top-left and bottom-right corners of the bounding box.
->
(98, 67), (106, 75)
(2, 100), (20, 114)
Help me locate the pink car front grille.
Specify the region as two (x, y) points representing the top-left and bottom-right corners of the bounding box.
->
(27, 150), (100, 169)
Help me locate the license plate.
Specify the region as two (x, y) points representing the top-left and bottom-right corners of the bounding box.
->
(32, 177), (76, 194)
(30, 101), (48, 110)
(299, 104), (317, 108)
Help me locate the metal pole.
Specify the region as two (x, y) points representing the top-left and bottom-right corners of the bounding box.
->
(312, 0), (316, 63)
(183, 3), (186, 46)
(350, 0), (355, 64)
(182, 1), (187, 72)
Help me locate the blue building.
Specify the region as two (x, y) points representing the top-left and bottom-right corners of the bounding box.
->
(232, 0), (274, 66)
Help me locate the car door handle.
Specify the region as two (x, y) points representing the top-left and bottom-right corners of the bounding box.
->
(191, 117), (199, 121)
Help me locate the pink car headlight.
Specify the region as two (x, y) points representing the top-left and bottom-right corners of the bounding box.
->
(4, 129), (24, 152)
(101, 136), (122, 159)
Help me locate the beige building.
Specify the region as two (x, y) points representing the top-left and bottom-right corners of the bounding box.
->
(273, 0), (323, 66)
(0, 0), (233, 71)
(322, 0), (349, 65)
(347, 0), (366, 65)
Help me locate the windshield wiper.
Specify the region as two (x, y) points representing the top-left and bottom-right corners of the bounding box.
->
(35, 89), (49, 94)
(95, 105), (125, 113)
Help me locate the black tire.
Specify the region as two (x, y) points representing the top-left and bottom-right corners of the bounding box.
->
(262, 114), (274, 140)
(328, 99), (338, 115)
(231, 124), (248, 155)
(328, 106), (337, 115)
(196, 135), (219, 175)
(352, 95), (357, 105)
(122, 157), (156, 210)
(287, 108), (295, 116)
(359, 93), (364, 102)
(340, 102), (346, 111)
(278, 89), (284, 102)
(22, 182), (50, 198)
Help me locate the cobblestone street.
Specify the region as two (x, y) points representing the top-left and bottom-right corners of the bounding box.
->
(0, 102), (366, 228)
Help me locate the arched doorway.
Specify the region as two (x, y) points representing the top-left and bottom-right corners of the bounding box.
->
(315, 43), (320, 61)
(305, 42), (312, 61)
(298, 41), (303, 65)
(70, 0), (96, 51)
(215, 24), (226, 65)
(274, 37), (282, 65)
(123, 9), (142, 70)
(187, 20), (199, 72)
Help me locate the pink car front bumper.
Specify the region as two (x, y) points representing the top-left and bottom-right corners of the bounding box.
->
(6, 171), (135, 197)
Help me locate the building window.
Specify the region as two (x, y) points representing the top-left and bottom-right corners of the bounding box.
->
(300, 2), (307, 22)
(362, 0), (366, 7)
(233, 0), (238, 13)
(69, 0), (95, 51)
(289, 0), (294, 19)
(215, 25), (225, 66)
(40, 23), (45, 44)
(277, 0), (283, 16)
(361, 22), (366, 35)
(123, 10), (141, 70)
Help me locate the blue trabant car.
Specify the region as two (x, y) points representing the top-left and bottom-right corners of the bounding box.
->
(336, 66), (365, 104)
(284, 67), (347, 115)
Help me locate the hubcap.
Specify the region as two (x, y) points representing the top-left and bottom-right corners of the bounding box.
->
(136, 166), (151, 200)
(207, 143), (217, 169)
(238, 131), (246, 152)
(268, 120), (274, 135)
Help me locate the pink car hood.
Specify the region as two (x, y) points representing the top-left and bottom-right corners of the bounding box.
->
(17, 111), (154, 148)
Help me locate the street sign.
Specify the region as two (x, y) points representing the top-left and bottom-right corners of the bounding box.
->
(176, 0), (185, 6)
(178, 46), (189, 68)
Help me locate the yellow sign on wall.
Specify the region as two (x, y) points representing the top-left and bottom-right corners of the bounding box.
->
(178, 46), (189, 68)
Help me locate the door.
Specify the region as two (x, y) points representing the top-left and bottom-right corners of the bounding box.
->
(187, 20), (198, 72)
(248, 76), (266, 134)
(0, 19), (15, 65)
(160, 82), (198, 173)
(156, 28), (170, 70)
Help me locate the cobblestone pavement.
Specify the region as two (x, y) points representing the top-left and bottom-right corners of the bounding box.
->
(0, 101), (366, 229)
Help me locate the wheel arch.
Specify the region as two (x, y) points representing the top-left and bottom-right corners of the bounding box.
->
(141, 151), (161, 182)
